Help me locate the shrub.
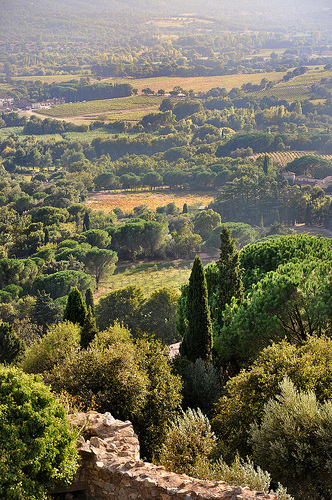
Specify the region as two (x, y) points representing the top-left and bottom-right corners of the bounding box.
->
(250, 377), (332, 500)
(159, 408), (216, 475)
(20, 321), (81, 374)
(0, 322), (25, 364)
(0, 366), (79, 500)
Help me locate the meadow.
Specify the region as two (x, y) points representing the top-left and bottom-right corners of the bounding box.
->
(105, 260), (195, 296)
(85, 190), (215, 214)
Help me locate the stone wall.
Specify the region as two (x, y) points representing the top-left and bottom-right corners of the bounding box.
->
(52, 411), (277, 500)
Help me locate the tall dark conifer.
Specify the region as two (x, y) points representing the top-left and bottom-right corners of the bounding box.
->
(80, 306), (98, 349)
(63, 287), (87, 327)
(85, 288), (94, 315)
(213, 225), (244, 332)
(0, 323), (25, 364)
(263, 155), (268, 174)
(83, 212), (90, 232)
(179, 256), (213, 363)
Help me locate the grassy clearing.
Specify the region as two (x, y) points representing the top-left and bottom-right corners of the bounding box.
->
(85, 190), (215, 214)
(33, 95), (163, 119)
(104, 71), (286, 93)
(106, 260), (195, 295)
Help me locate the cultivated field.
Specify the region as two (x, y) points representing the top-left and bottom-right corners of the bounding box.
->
(85, 190), (215, 214)
(105, 71), (286, 93)
(252, 151), (332, 167)
(33, 95), (163, 121)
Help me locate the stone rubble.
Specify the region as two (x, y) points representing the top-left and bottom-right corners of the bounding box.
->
(52, 411), (277, 500)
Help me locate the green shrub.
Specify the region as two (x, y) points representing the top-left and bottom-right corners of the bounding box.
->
(159, 408), (216, 474)
(250, 377), (332, 500)
(20, 321), (81, 374)
(0, 366), (79, 500)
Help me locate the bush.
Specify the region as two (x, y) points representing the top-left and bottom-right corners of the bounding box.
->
(0, 322), (25, 364)
(250, 377), (332, 500)
(20, 321), (81, 374)
(159, 408), (216, 474)
(212, 337), (332, 462)
(0, 366), (79, 500)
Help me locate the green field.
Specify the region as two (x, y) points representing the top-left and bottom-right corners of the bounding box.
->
(33, 95), (163, 120)
(105, 259), (213, 296)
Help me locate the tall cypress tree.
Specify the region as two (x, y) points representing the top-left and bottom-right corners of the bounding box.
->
(213, 225), (244, 332)
(80, 306), (98, 349)
(83, 212), (90, 232)
(63, 287), (87, 327)
(179, 256), (213, 363)
(85, 288), (94, 316)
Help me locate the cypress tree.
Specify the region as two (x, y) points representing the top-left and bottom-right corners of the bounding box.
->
(83, 212), (90, 231)
(44, 227), (50, 245)
(179, 256), (213, 363)
(80, 306), (98, 349)
(182, 203), (188, 214)
(213, 225), (244, 332)
(263, 155), (268, 174)
(85, 287), (94, 315)
(0, 323), (25, 364)
(63, 287), (87, 327)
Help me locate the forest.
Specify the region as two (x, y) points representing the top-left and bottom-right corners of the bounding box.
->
(1, 1), (332, 500)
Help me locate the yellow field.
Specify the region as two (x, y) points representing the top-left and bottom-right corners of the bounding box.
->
(104, 71), (286, 93)
(85, 190), (215, 214)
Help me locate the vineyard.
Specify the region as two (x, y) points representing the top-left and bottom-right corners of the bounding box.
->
(252, 151), (332, 167)
(34, 95), (163, 120)
(85, 190), (215, 214)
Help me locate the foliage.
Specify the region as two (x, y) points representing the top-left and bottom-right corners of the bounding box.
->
(95, 285), (145, 333)
(32, 290), (63, 333)
(139, 287), (180, 344)
(181, 358), (221, 416)
(0, 322), (25, 364)
(31, 270), (95, 300)
(192, 455), (272, 494)
(250, 377), (332, 500)
(0, 366), (79, 500)
(212, 337), (332, 462)
(215, 258), (332, 367)
(63, 287), (87, 327)
(20, 321), (81, 375)
(133, 337), (183, 459)
(84, 247), (118, 288)
(210, 225), (244, 334)
(80, 306), (98, 349)
(180, 257), (213, 363)
(240, 234), (332, 291)
(159, 408), (216, 475)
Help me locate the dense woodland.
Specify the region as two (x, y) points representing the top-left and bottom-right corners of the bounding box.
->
(1, 1), (332, 500)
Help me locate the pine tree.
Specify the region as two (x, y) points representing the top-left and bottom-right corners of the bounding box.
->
(85, 287), (94, 315)
(179, 256), (213, 363)
(0, 323), (25, 364)
(213, 225), (244, 332)
(83, 211), (90, 231)
(80, 306), (98, 349)
(63, 287), (87, 327)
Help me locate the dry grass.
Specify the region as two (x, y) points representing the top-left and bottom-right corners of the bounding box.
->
(103, 71), (285, 93)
